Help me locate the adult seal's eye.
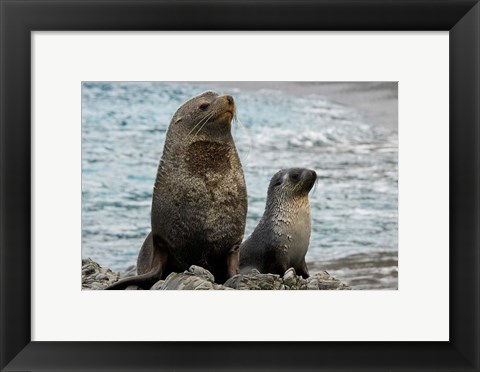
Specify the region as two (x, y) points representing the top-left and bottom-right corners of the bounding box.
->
(199, 103), (210, 110)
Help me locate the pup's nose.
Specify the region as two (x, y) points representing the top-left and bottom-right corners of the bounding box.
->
(226, 95), (234, 105)
(309, 170), (317, 180)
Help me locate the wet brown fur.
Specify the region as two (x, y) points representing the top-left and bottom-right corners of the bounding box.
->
(106, 92), (247, 289)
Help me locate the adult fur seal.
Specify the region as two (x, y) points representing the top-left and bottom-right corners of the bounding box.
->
(107, 91), (247, 289)
(239, 168), (316, 278)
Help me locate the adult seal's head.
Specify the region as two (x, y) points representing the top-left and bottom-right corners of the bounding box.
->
(170, 91), (236, 140)
(106, 91), (248, 289)
(240, 168), (317, 278)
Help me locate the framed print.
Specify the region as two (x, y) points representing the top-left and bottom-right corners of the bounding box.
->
(1, 0), (479, 371)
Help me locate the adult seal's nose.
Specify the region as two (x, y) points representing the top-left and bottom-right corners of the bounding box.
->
(225, 95), (234, 105)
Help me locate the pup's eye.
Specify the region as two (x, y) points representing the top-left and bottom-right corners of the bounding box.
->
(290, 173), (300, 181)
(199, 103), (210, 110)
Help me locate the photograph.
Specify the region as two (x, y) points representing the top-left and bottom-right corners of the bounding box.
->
(81, 81), (398, 290)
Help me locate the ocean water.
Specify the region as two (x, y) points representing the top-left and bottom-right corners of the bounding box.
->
(82, 82), (398, 280)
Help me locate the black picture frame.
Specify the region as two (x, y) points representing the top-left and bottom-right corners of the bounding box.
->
(1, 1), (479, 371)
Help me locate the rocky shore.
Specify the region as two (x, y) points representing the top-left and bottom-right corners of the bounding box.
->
(82, 258), (350, 290)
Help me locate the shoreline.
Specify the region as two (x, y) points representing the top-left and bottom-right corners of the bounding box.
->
(308, 250), (398, 290)
(186, 81), (398, 130)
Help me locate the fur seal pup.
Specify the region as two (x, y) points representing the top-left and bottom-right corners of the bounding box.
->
(106, 91), (247, 289)
(239, 168), (317, 279)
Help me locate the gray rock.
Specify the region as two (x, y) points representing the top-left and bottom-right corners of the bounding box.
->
(306, 271), (350, 290)
(150, 280), (166, 290)
(152, 267), (231, 290)
(224, 268), (349, 290)
(282, 268), (308, 289)
(225, 271), (286, 290)
(187, 265), (215, 282)
(81, 258), (350, 290)
(81, 258), (120, 290)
